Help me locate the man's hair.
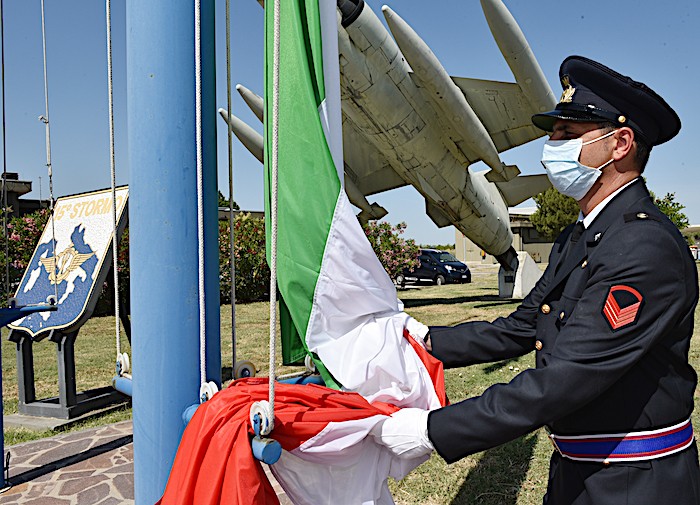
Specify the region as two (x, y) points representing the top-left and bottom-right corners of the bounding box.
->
(597, 121), (651, 173)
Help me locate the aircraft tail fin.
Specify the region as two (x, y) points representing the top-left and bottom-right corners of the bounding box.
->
(357, 203), (388, 225)
(485, 163), (520, 182)
(495, 174), (551, 207)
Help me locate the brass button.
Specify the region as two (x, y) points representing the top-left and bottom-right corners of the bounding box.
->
(541, 304), (551, 314)
(535, 340), (543, 351)
(637, 212), (648, 219)
(581, 259), (588, 268)
(559, 311), (565, 320)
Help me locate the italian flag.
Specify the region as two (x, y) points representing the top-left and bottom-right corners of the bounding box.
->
(264, 0), (435, 407)
(158, 2), (446, 504)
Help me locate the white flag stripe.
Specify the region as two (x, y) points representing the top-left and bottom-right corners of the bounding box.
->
(318, 0), (344, 181)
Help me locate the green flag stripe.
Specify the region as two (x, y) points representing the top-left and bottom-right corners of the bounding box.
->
(264, 0), (341, 382)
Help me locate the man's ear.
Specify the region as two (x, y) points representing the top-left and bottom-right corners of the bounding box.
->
(612, 127), (635, 162)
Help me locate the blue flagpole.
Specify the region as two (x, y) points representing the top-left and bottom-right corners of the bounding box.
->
(126, 1), (219, 503)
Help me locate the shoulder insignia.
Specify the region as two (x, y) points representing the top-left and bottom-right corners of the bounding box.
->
(624, 211), (661, 223)
(602, 285), (643, 331)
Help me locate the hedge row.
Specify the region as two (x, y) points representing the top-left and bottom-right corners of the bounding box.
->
(0, 209), (419, 307)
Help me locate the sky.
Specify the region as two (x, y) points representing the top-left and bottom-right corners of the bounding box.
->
(1, 0), (698, 245)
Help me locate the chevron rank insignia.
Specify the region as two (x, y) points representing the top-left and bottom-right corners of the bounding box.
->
(603, 285), (643, 330)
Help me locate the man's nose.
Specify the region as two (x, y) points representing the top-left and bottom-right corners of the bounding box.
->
(548, 131), (563, 141)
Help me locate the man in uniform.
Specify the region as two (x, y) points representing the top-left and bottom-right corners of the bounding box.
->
(373, 56), (700, 504)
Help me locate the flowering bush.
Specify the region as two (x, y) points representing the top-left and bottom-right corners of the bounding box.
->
(362, 221), (420, 281)
(219, 213), (270, 303)
(0, 208), (50, 300)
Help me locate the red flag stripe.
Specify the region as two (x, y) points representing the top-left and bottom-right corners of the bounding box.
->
(404, 328), (448, 407)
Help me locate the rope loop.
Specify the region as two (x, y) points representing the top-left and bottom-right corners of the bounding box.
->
(250, 400), (275, 436)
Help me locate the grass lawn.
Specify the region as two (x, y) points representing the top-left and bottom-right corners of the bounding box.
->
(2, 263), (699, 504)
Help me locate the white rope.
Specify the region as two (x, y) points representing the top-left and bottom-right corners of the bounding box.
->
(267, 0), (281, 426)
(105, 0), (122, 364)
(194, 0), (207, 391)
(39, 0), (58, 305)
(225, 0), (237, 371)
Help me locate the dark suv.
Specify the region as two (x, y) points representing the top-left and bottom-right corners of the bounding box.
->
(397, 249), (471, 286)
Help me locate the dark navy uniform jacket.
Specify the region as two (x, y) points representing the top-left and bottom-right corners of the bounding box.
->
(427, 179), (700, 504)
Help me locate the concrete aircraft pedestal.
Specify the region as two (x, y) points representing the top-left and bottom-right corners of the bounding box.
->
(499, 251), (543, 299)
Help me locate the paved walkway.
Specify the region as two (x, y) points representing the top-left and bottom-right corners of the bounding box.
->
(0, 421), (291, 504)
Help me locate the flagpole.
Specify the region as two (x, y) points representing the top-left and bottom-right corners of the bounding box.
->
(127, 1), (220, 502)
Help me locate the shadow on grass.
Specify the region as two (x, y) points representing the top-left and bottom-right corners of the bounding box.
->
(482, 359), (519, 374)
(402, 296), (517, 309)
(473, 300), (521, 309)
(450, 434), (538, 505)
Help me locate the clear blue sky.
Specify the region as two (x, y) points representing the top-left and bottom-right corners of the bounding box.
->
(1, 0), (698, 244)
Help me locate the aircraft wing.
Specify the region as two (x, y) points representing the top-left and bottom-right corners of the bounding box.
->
(451, 76), (547, 153)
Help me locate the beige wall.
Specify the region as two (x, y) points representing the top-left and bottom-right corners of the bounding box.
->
(454, 215), (553, 264)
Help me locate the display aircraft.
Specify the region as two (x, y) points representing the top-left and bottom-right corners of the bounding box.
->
(221, 0), (555, 271)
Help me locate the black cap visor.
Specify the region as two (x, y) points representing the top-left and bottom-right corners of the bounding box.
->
(531, 109), (603, 132)
(533, 102), (649, 143)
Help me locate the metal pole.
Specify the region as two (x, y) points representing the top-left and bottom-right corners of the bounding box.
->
(0, 0), (7, 488)
(225, 0), (237, 375)
(126, 1), (219, 503)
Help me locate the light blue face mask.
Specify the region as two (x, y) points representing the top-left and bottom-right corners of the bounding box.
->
(541, 129), (617, 201)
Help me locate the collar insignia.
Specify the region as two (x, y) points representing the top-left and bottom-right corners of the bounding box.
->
(602, 285), (643, 331)
(559, 75), (575, 103)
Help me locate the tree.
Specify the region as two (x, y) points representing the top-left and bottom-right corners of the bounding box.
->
(531, 187), (579, 240)
(650, 191), (689, 230)
(218, 190), (240, 210)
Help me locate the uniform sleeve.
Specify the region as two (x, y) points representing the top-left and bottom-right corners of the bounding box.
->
(428, 226), (572, 368)
(427, 222), (692, 463)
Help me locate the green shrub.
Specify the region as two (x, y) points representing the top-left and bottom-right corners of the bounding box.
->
(220, 213), (270, 303)
(362, 221), (420, 280)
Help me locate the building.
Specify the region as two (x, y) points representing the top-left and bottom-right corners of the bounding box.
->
(455, 207), (554, 264)
(1, 173), (47, 217)
(217, 207), (264, 221)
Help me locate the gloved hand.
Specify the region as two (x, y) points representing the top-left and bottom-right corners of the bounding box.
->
(405, 315), (429, 349)
(370, 408), (434, 459)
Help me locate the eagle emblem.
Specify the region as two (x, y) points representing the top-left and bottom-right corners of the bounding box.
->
(39, 244), (95, 285)
(559, 75), (575, 103)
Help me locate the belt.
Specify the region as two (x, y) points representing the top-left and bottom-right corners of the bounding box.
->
(549, 418), (694, 463)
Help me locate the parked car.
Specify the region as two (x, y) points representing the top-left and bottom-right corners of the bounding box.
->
(396, 249), (471, 286)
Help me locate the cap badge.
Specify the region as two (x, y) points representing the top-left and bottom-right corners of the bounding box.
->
(559, 75), (575, 103)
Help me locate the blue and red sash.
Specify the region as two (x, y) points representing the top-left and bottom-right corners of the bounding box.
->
(550, 419), (694, 463)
